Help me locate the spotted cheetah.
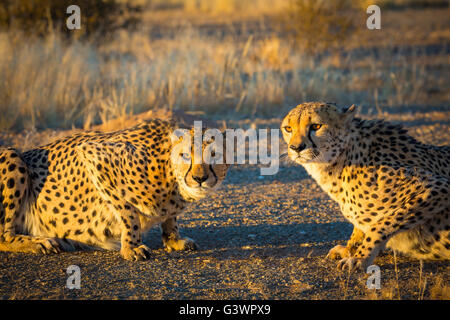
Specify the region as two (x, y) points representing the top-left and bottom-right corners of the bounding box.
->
(281, 102), (450, 271)
(0, 120), (230, 261)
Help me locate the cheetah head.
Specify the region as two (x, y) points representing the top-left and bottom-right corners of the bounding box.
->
(170, 127), (230, 201)
(281, 102), (357, 165)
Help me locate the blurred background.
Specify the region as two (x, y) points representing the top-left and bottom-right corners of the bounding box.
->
(0, 0), (448, 132)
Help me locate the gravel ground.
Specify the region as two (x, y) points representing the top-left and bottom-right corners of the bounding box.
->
(0, 109), (449, 300)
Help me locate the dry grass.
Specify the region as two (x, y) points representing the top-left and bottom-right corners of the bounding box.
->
(135, 0), (290, 13)
(182, 0), (289, 14)
(418, 260), (427, 300)
(333, 256), (450, 300)
(1, 19), (448, 132)
(430, 275), (450, 300)
(284, 0), (360, 54)
(134, 0), (448, 13)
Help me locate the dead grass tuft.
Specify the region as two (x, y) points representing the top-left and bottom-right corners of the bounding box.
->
(430, 275), (450, 300)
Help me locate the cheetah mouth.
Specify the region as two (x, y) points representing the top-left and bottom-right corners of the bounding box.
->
(289, 150), (317, 163)
(185, 180), (218, 190)
(180, 180), (220, 201)
(182, 173), (219, 189)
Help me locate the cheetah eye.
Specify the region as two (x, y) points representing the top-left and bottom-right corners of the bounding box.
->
(283, 126), (292, 133)
(180, 153), (191, 161)
(310, 124), (322, 131)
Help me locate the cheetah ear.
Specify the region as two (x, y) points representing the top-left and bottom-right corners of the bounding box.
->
(341, 104), (358, 123)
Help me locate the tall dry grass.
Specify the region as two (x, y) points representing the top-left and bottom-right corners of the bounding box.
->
(134, 0), (449, 12)
(139, 0), (289, 13)
(0, 15), (445, 131)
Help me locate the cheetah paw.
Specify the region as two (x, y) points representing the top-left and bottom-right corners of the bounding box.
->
(326, 244), (350, 260)
(164, 237), (198, 253)
(34, 238), (62, 254)
(337, 257), (367, 271)
(120, 244), (151, 261)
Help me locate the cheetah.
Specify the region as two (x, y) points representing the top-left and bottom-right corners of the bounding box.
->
(0, 119), (230, 261)
(281, 102), (450, 271)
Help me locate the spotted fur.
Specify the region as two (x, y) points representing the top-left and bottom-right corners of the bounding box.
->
(0, 120), (230, 261)
(281, 102), (450, 270)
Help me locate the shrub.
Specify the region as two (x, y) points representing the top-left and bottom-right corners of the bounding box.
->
(283, 0), (359, 54)
(0, 0), (140, 38)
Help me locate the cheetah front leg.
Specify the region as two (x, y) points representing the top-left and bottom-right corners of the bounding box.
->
(161, 217), (197, 252)
(327, 226), (364, 260)
(337, 216), (417, 271)
(337, 230), (387, 271)
(118, 205), (151, 261)
(0, 148), (62, 254)
(338, 181), (450, 271)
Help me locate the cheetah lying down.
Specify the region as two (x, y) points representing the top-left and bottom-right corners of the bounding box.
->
(0, 120), (230, 261)
(282, 102), (449, 270)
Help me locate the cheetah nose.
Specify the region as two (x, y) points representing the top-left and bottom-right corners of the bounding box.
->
(192, 175), (208, 184)
(290, 143), (306, 153)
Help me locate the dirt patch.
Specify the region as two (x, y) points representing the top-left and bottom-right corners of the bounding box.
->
(0, 108), (449, 300)
(0, 166), (448, 300)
